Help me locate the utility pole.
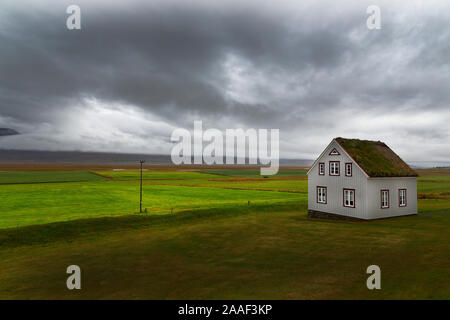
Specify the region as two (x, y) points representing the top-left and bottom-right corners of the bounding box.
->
(140, 160), (145, 213)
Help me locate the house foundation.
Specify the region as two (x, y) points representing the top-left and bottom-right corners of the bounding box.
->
(307, 210), (365, 221)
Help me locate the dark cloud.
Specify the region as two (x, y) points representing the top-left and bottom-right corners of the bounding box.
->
(0, 0), (449, 159)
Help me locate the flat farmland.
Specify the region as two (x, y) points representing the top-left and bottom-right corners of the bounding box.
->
(0, 178), (302, 229)
(0, 166), (449, 299)
(96, 169), (308, 192)
(0, 170), (106, 184)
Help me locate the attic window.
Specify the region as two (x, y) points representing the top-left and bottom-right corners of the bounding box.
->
(345, 163), (352, 177)
(318, 162), (325, 175)
(329, 161), (340, 176)
(329, 148), (340, 155)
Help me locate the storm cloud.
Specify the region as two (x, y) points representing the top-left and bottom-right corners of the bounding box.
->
(0, 0), (449, 160)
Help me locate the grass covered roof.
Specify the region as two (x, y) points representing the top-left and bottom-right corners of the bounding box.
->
(335, 137), (418, 177)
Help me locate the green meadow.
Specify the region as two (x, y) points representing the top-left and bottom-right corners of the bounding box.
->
(0, 170), (106, 184)
(198, 168), (307, 177)
(0, 168), (449, 299)
(0, 181), (301, 229)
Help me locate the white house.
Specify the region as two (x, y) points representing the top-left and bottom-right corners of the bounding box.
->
(307, 138), (418, 220)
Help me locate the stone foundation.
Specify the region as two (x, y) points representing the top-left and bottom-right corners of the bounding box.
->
(308, 210), (417, 221)
(307, 210), (365, 221)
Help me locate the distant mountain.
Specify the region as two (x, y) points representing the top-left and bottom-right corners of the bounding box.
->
(0, 148), (438, 168)
(0, 128), (19, 136)
(0, 149), (314, 166)
(0, 149), (171, 164)
(408, 161), (450, 168)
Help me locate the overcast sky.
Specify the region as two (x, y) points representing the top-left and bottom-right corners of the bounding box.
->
(0, 0), (449, 161)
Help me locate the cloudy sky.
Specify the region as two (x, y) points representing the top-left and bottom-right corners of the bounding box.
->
(0, 0), (449, 161)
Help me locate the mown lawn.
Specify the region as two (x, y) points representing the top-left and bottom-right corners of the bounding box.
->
(0, 168), (448, 299)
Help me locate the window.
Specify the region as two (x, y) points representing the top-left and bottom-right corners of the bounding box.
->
(399, 189), (407, 207)
(318, 162), (325, 175)
(345, 163), (352, 177)
(381, 190), (390, 208)
(343, 189), (355, 208)
(317, 186), (327, 204)
(329, 148), (340, 155)
(329, 161), (340, 176)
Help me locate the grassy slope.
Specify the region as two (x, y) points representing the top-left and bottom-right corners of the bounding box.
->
(0, 168), (449, 299)
(0, 203), (449, 299)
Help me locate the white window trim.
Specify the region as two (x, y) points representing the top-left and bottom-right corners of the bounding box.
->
(345, 163), (352, 176)
(399, 189), (407, 207)
(330, 161), (340, 176)
(343, 189), (355, 208)
(319, 163), (325, 175)
(381, 190), (389, 209)
(317, 186), (327, 204)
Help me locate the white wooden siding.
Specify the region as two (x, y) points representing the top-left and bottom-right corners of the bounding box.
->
(366, 177), (417, 219)
(308, 140), (368, 219)
(307, 139), (418, 220)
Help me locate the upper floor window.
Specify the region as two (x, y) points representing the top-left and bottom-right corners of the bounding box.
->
(399, 189), (407, 207)
(381, 190), (390, 208)
(317, 186), (327, 204)
(345, 163), (352, 177)
(318, 162), (325, 175)
(343, 189), (355, 208)
(329, 148), (340, 155)
(329, 161), (340, 176)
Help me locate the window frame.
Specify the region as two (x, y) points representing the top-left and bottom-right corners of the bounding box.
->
(343, 188), (355, 208)
(381, 189), (390, 209)
(399, 189), (407, 207)
(345, 162), (352, 177)
(316, 186), (327, 204)
(329, 161), (340, 176)
(329, 148), (340, 155)
(318, 162), (325, 176)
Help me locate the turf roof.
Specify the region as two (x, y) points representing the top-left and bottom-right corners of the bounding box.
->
(335, 138), (418, 177)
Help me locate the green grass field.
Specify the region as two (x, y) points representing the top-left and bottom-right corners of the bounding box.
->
(0, 181), (301, 229)
(95, 170), (219, 180)
(199, 168), (307, 177)
(0, 171), (106, 184)
(0, 167), (449, 299)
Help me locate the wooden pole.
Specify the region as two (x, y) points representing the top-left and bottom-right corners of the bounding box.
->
(140, 160), (145, 213)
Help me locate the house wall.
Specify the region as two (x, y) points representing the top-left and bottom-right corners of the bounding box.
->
(366, 177), (417, 219)
(308, 140), (369, 219)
